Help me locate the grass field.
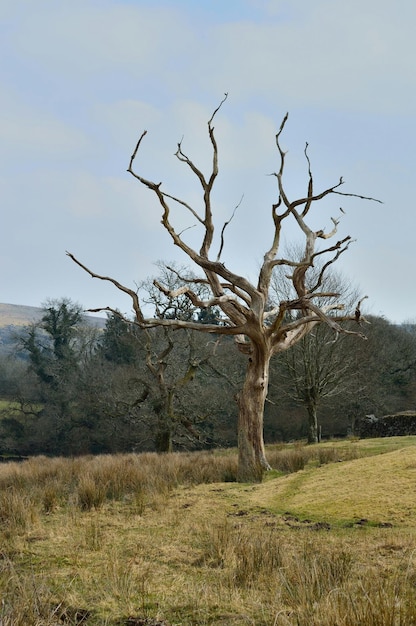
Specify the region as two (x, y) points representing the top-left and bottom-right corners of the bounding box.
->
(1, 438), (416, 625)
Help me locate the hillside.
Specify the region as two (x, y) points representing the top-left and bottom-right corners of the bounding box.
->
(0, 302), (106, 329)
(0, 303), (106, 355)
(0, 302), (43, 327)
(250, 440), (416, 526)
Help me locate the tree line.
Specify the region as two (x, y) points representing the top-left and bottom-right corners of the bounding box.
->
(0, 290), (415, 459)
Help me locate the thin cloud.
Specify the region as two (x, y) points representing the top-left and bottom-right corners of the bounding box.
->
(1, 0), (415, 323)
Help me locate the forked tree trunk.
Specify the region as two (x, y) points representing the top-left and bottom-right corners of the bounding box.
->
(236, 345), (272, 482)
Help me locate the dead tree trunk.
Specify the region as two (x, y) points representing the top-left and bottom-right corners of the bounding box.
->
(236, 344), (272, 481)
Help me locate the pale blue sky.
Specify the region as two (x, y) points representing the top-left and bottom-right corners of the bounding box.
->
(1, 0), (415, 323)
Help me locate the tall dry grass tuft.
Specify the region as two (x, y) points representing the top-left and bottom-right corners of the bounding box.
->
(231, 527), (284, 588)
(76, 473), (107, 511)
(274, 560), (416, 625)
(267, 446), (310, 473)
(0, 488), (37, 536)
(0, 450), (238, 517)
(276, 538), (354, 610)
(99, 554), (153, 616)
(267, 443), (363, 474)
(197, 522), (350, 591)
(0, 557), (59, 626)
(316, 445), (363, 465)
(195, 522), (416, 626)
(83, 518), (104, 551)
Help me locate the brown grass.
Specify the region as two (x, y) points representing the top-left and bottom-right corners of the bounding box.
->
(0, 439), (416, 625)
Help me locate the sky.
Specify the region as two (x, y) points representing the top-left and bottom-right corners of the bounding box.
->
(1, 0), (415, 324)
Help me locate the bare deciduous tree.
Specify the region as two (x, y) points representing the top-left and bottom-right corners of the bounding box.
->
(67, 95), (380, 482)
(271, 260), (362, 443)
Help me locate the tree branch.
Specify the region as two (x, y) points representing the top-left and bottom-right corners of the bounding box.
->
(216, 194), (243, 261)
(66, 251), (145, 324)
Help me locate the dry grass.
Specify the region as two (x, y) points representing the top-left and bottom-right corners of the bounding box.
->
(1, 439), (416, 625)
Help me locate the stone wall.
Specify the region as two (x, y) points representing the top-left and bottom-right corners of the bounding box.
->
(354, 411), (416, 438)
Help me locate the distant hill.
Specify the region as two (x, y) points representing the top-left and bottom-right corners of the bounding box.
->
(0, 303), (106, 356)
(0, 303), (43, 328)
(0, 303), (106, 330)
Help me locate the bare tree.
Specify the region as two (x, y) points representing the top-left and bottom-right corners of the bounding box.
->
(67, 95), (379, 482)
(145, 327), (219, 451)
(270, 259), (362, 443)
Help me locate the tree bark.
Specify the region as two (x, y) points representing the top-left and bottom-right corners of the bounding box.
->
(153, 389), (174, 453)
(236, 345), (272, 482)
(155, 424), (173, 453)
(307, 402), (319, 443)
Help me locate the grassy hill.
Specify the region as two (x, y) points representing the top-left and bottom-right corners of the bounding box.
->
(0, 302), (43, 327)
(0, 303), (105, 355)
(1, 438), (416, 625)
(0, 302), (106, 329)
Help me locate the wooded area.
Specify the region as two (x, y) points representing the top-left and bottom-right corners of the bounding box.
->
(1, 297), (416, 461)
